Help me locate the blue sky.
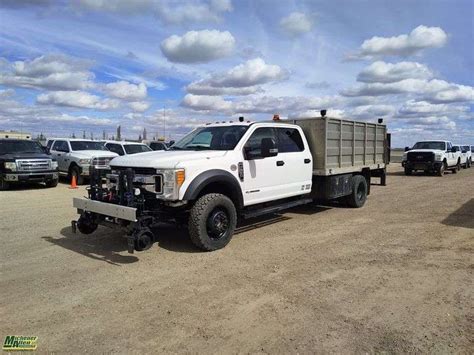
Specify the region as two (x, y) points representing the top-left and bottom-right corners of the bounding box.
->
(0, 0), (472, 146)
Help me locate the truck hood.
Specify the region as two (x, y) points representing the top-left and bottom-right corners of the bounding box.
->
(0, 153), (52, 161)
(72, 150), (118, 158)
(110, 150), (227, 169)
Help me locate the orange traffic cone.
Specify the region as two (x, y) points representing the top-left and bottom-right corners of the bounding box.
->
(69, 175), (78, 189)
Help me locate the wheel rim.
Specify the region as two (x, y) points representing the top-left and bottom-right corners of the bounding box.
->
(206, 208), (230, 240)
(356, 183), (365, 201)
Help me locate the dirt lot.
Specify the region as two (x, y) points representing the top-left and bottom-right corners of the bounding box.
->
(1, 165), (472, 353)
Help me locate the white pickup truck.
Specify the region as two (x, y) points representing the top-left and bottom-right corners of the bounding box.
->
(47, 139), (118, 184)
(72, 113), (388, 253)
(402, 140), (461, 176)
(454, 144), (472, 169)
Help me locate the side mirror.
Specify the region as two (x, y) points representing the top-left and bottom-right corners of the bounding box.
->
(404, 146), (410, 152)
(261, 138), (278, 158)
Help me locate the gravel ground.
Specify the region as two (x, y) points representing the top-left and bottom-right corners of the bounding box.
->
(1, 165), (472, 353)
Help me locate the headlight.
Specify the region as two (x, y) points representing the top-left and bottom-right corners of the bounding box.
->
(79, 159), (91, 165)
(51, 161), (58, 169)
(156, 169), (185, 200)
(4, 162), (17, 171)
(402, 153), (407, 161)
(434, 154), (442, 161)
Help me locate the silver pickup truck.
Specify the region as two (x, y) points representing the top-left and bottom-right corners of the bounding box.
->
(46, 139), (118, 185)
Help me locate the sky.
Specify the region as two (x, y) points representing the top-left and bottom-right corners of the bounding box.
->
(0, 0), (473, 147)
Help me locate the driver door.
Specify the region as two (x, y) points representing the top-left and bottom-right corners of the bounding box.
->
(241, 127), (290, 206)
(50, 140), (70, 172)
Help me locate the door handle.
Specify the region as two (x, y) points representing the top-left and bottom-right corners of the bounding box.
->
(304, 158), (311, 164)
(57, 154), (61, 156)
(276, 161), (285, 166)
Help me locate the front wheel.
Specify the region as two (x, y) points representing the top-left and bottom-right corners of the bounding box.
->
(0, 177), (10, 191)
(404, 167), (412, 176)
(468, 158), (472, 168)
(345, 175), (368, 208)
(45, 179), (59, 188)
(188, 193), (237, 251)
(70, 166), (85, 185)
(451, 161), (460, 174)
(437, 162), (446, 177)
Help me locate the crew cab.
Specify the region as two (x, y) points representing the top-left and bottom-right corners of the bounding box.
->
(46, 139), (118, 185)
(0, 139), (58, 190)
(454, 144), (471, 169)
(104, 141), (152, 156)
(72, 114), (388, 253)
(402, 140), (461, 176)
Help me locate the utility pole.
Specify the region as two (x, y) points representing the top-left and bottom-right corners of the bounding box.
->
(163, 106), (166, 141)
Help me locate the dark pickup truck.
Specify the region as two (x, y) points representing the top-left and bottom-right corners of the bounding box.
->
(0, 139), (59, 190)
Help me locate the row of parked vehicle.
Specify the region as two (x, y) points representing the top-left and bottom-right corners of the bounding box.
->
(402, 140), (473, 176)
(0, 138), (171, 189)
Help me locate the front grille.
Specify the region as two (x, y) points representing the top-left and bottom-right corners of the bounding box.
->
(111, 166), (157, 175)
(92, 157), (114, 167)
(16, 159), (51, 172)
(407, 152), (434, 162)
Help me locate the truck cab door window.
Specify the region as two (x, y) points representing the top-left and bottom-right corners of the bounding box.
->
(106, 143), (125, 156)
(243, 128), (276, 159)
(276, 128), (304, 153)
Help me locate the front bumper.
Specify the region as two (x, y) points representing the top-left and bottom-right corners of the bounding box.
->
(2, 171), (59, 183)
(402, 161), (442, 170)
(73, 197), (137, 222)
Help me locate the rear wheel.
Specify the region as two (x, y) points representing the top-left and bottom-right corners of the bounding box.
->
(188, 193), (237, 251)
(345, 175), (368, 208)
(70, 165), (84, 185)
(0, 177), (10, 191)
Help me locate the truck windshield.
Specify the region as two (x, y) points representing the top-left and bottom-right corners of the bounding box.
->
(0, 140), (45, 155)
(124, 144), (152, 154)
(70, 141), (106, 151)
(412, 141), (446, 150)
(170, 126), (248, 151)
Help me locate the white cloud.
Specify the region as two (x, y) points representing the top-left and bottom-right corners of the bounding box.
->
(157, 0), (233, 24)
(186, 58), (287, 95)
(342, 78), (474, 103)
(37, 91), (120, 110)
(128, 101), (150, 112)
(182, 93), (342, 115)
(357, 61), (433, 83)
(350, 104), (396, 118)
(181, 94), (232, 112)
(351, 25), (448, 59)
(398, 100), (470, 117)
(0, 54), (94, 91)
(104, 81), (147, 101)
(161, 30), (235, 63)
(280, 12), (313, 37)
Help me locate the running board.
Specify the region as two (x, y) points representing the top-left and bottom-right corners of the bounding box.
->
(242, 198), (313, 219)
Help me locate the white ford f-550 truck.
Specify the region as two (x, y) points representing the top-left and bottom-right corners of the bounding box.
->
(72, 113), (388, 253)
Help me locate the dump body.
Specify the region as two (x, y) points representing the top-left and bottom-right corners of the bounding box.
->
(291, 117), (387, 176)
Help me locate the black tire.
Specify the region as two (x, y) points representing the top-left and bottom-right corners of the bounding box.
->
(345, 175), (368, 208)
(45, 179), (59, 188)
(0, 177), (10, 191)
(468, 158), (472, 168)
(451, 161), (460, 174)
(70, 165), (84, 185)
(77, 213), (98, 234)
(404, 167), (412, 176)
(133, 228), (154, 251)
(188, 193), (237, 251)
(437, 161), (446, 177)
